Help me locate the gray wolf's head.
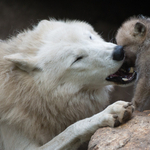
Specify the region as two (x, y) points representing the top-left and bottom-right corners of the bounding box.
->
(4, 20), (135, 93)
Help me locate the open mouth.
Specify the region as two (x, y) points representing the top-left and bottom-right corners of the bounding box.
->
(106, 63), (137, 84)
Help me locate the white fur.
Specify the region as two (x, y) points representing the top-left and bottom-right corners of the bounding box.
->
(0, 19), (133, 150)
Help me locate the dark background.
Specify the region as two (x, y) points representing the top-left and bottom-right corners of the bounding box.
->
(0, 0), (149, 103)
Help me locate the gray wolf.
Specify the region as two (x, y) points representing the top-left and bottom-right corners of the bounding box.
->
(116, 16), (150, 111)
(0, 19), (134, 150)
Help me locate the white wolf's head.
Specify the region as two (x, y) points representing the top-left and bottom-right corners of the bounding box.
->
(4, 20), (128, 93)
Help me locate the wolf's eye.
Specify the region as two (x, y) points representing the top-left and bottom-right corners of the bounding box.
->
(74, 56), (83, 62)
(72, 56), (83, 65)
(89, 36), (92, 40)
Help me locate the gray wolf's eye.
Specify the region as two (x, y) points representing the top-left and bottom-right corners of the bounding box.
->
(89, 36), (92, 40)
(72, 56), (83, 65)
(74, 56), (83, 62)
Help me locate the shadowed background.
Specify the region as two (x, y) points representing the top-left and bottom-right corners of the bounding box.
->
(0, 0), (149, 103)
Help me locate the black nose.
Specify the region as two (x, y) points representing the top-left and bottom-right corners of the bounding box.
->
(112, 45), (124, 61)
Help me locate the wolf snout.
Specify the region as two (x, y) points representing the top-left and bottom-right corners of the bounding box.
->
(112, 45), (124, 61)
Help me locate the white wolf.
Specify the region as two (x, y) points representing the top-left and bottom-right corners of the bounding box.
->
(0, 20), (135, 150)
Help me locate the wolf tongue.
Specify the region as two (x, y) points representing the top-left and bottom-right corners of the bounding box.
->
(115, 70), (127, 76)
(107, 67), (134, 82)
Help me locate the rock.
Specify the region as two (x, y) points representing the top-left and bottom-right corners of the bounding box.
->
(88, 110), (150, 150)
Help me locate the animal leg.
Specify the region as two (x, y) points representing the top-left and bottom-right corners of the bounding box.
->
(39, 101), (134, 150)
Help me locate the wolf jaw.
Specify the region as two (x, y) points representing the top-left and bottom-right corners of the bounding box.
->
(106, 60), (137, 85)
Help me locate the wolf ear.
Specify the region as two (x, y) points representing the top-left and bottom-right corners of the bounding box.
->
(4, 53), (37, 73)
(134, 22), (146, 36)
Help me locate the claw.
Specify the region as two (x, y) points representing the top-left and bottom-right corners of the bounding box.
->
(122, 110), (131, 122)
(123, 105), (128, 109)
(128, 102), (133, 106)
(113, 114), (121, 127)
(114, 119), (121, 127)
(113, 114), (118, 119)
(132, 107), (135, 113)
(124, 102), (133, 108)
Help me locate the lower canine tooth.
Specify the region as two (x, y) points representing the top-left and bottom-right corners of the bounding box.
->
(122, 78), (128, 81)
(129, 67), (134, 73)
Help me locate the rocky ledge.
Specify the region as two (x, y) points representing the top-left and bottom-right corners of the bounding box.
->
(88, 110), (150, 150)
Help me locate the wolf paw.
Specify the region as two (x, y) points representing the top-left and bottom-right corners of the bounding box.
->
(103, 101), (134, 127)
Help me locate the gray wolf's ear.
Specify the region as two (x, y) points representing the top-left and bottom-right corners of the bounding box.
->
(4, 53), (37, 73)
(134, 22), (146, 36)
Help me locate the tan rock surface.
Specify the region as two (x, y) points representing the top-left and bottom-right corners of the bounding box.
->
(88, 110), (150, 150)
